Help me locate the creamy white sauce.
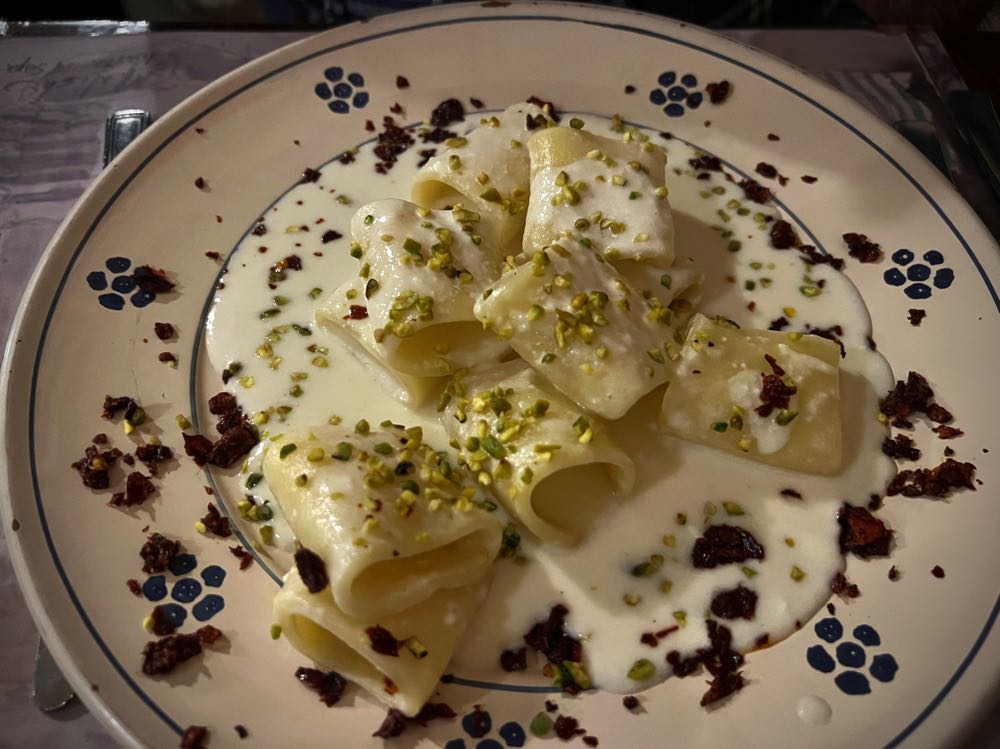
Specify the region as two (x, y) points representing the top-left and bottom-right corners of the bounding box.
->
(796, 694), (833, 726)
(204, 112), (894, 698)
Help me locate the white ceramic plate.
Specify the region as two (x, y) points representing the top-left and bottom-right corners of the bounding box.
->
(3, 3), (998, 747)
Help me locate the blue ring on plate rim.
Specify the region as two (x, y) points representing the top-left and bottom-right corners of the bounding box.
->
(21, 12), (998, 744)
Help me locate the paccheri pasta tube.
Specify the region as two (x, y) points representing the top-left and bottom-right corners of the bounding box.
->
(263, 425), (502, 619)
(660, 313), (843, 475)
(412, 102), (556, 252)
(474, 244), (687, 419)
(274, 568), (486, 717)
(438, 361), (634, 546)
(523, 126), (674, 266)
(316, 199), (510, 382)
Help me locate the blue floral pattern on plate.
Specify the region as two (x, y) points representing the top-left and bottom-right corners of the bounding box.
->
(314, 67), (370, 114)
(86, 257), (159, 310)
(445, 708), (526, 749)
(806, 617), (899, 695)
(141, 554), (227, 625)
(649, 71), (703, 117)
(883, 248), (954, 299)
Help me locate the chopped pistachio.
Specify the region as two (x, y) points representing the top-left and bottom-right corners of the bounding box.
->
(270, 624), (282, 640)
(790, 565), (806, 582)
(259, 525), (275, 545)
(723, 501), (744, 516)
(529, 712), (553, 737)
(627, 659), (655, 681)
(373, 442), (393, 455)
(279, 443), (297, 459)
(784, 537), (796, 547)
(569, 117), (584, 129)
(623, 593), (642, 606)
(175, 414), (192, 430)
(306, 447), (325, 463)
(294, 473), (308, 487)
(660, 579), (673, 594)
(354, 419), (370, 435)
(775, 409), (799, 426)
(245, 473), (263, 489)
(741, 565), (758, 579)
(676, 512), (687, 525)
(403, 637), (428, 659)
(710, 421), (728, 433)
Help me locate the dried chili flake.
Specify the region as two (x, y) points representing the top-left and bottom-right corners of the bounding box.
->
(141, 626), (220, 676)
(158, 352), (177, 365)
(110, 471), (156, 507)
(523, 604), (582, 666)
(755, 162), (778, 179)
(838, 504), (892, 558)
(180, 725), (208, 749)
(688, 154), (722, 172)
(366, 625), (400, 656)
(739, 178), (771, 204)
(208, 392), (238, 415)
(229, 545), (253, 570)
(295, 666), (347, 706)
(300, 167), (322, 184)
(545, 700), (559, 713)
(755, 373), (796, 417)
(623, 695), (640, 711)
(430, 98), (465, 127)
(798, 244), (845, 271)
(234, 725), (248, 738)
(907, 308), (926, 326)
(373, 709), (408, 738)
(931, 565), (945, 578)
(182, 433), (214, 466)
(706, 80), (731, 103)
(881, 434), (920, 461)
(709, 585), (758, 620)
(879, 371), (934, 427)
(102, 395), (134, 419)
(583, 735), (599, 747)
(842, 232), (883, 263)
(888, 565), (900, 581)
(251, 223), (267, 236)
(416, 148), (436, 167)
(395, 75), (409, 89)
(321, 229), (342, 244)
(294, 548), (328, 593)
(127, 578), (142, 596)
(767, 133), (780, 141)
(780, 488), (803, 500)
(200, 503), (232, 537)
(934, 425), (964, 439)
(831, 572), (860, 599)
(769, 220), (797, 249)
(554, 715), (583, 740)
(691, 525), (765, 569)
(71, 443), (122, 489)
(925, 403), (953, 424)
(132, 265), (175, 293)
(136, 442), (173, 468)
(768, 316), (789, 331)
(154, 322), (175, 340)
(500, 647), (528, 671)
(801, 174), (817, 183)
(150, 604), (176, 636)
(373, 116), (415, 169)
(887, 458), (976, 498)
(140, 532), (180, 573)
(209, 423), (258, 468)
(344, 305), (368, 320)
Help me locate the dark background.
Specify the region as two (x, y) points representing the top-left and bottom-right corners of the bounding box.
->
(4, 1), (998, 105)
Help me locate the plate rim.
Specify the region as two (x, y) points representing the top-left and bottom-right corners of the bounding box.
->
(2, 3), (998, 747)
